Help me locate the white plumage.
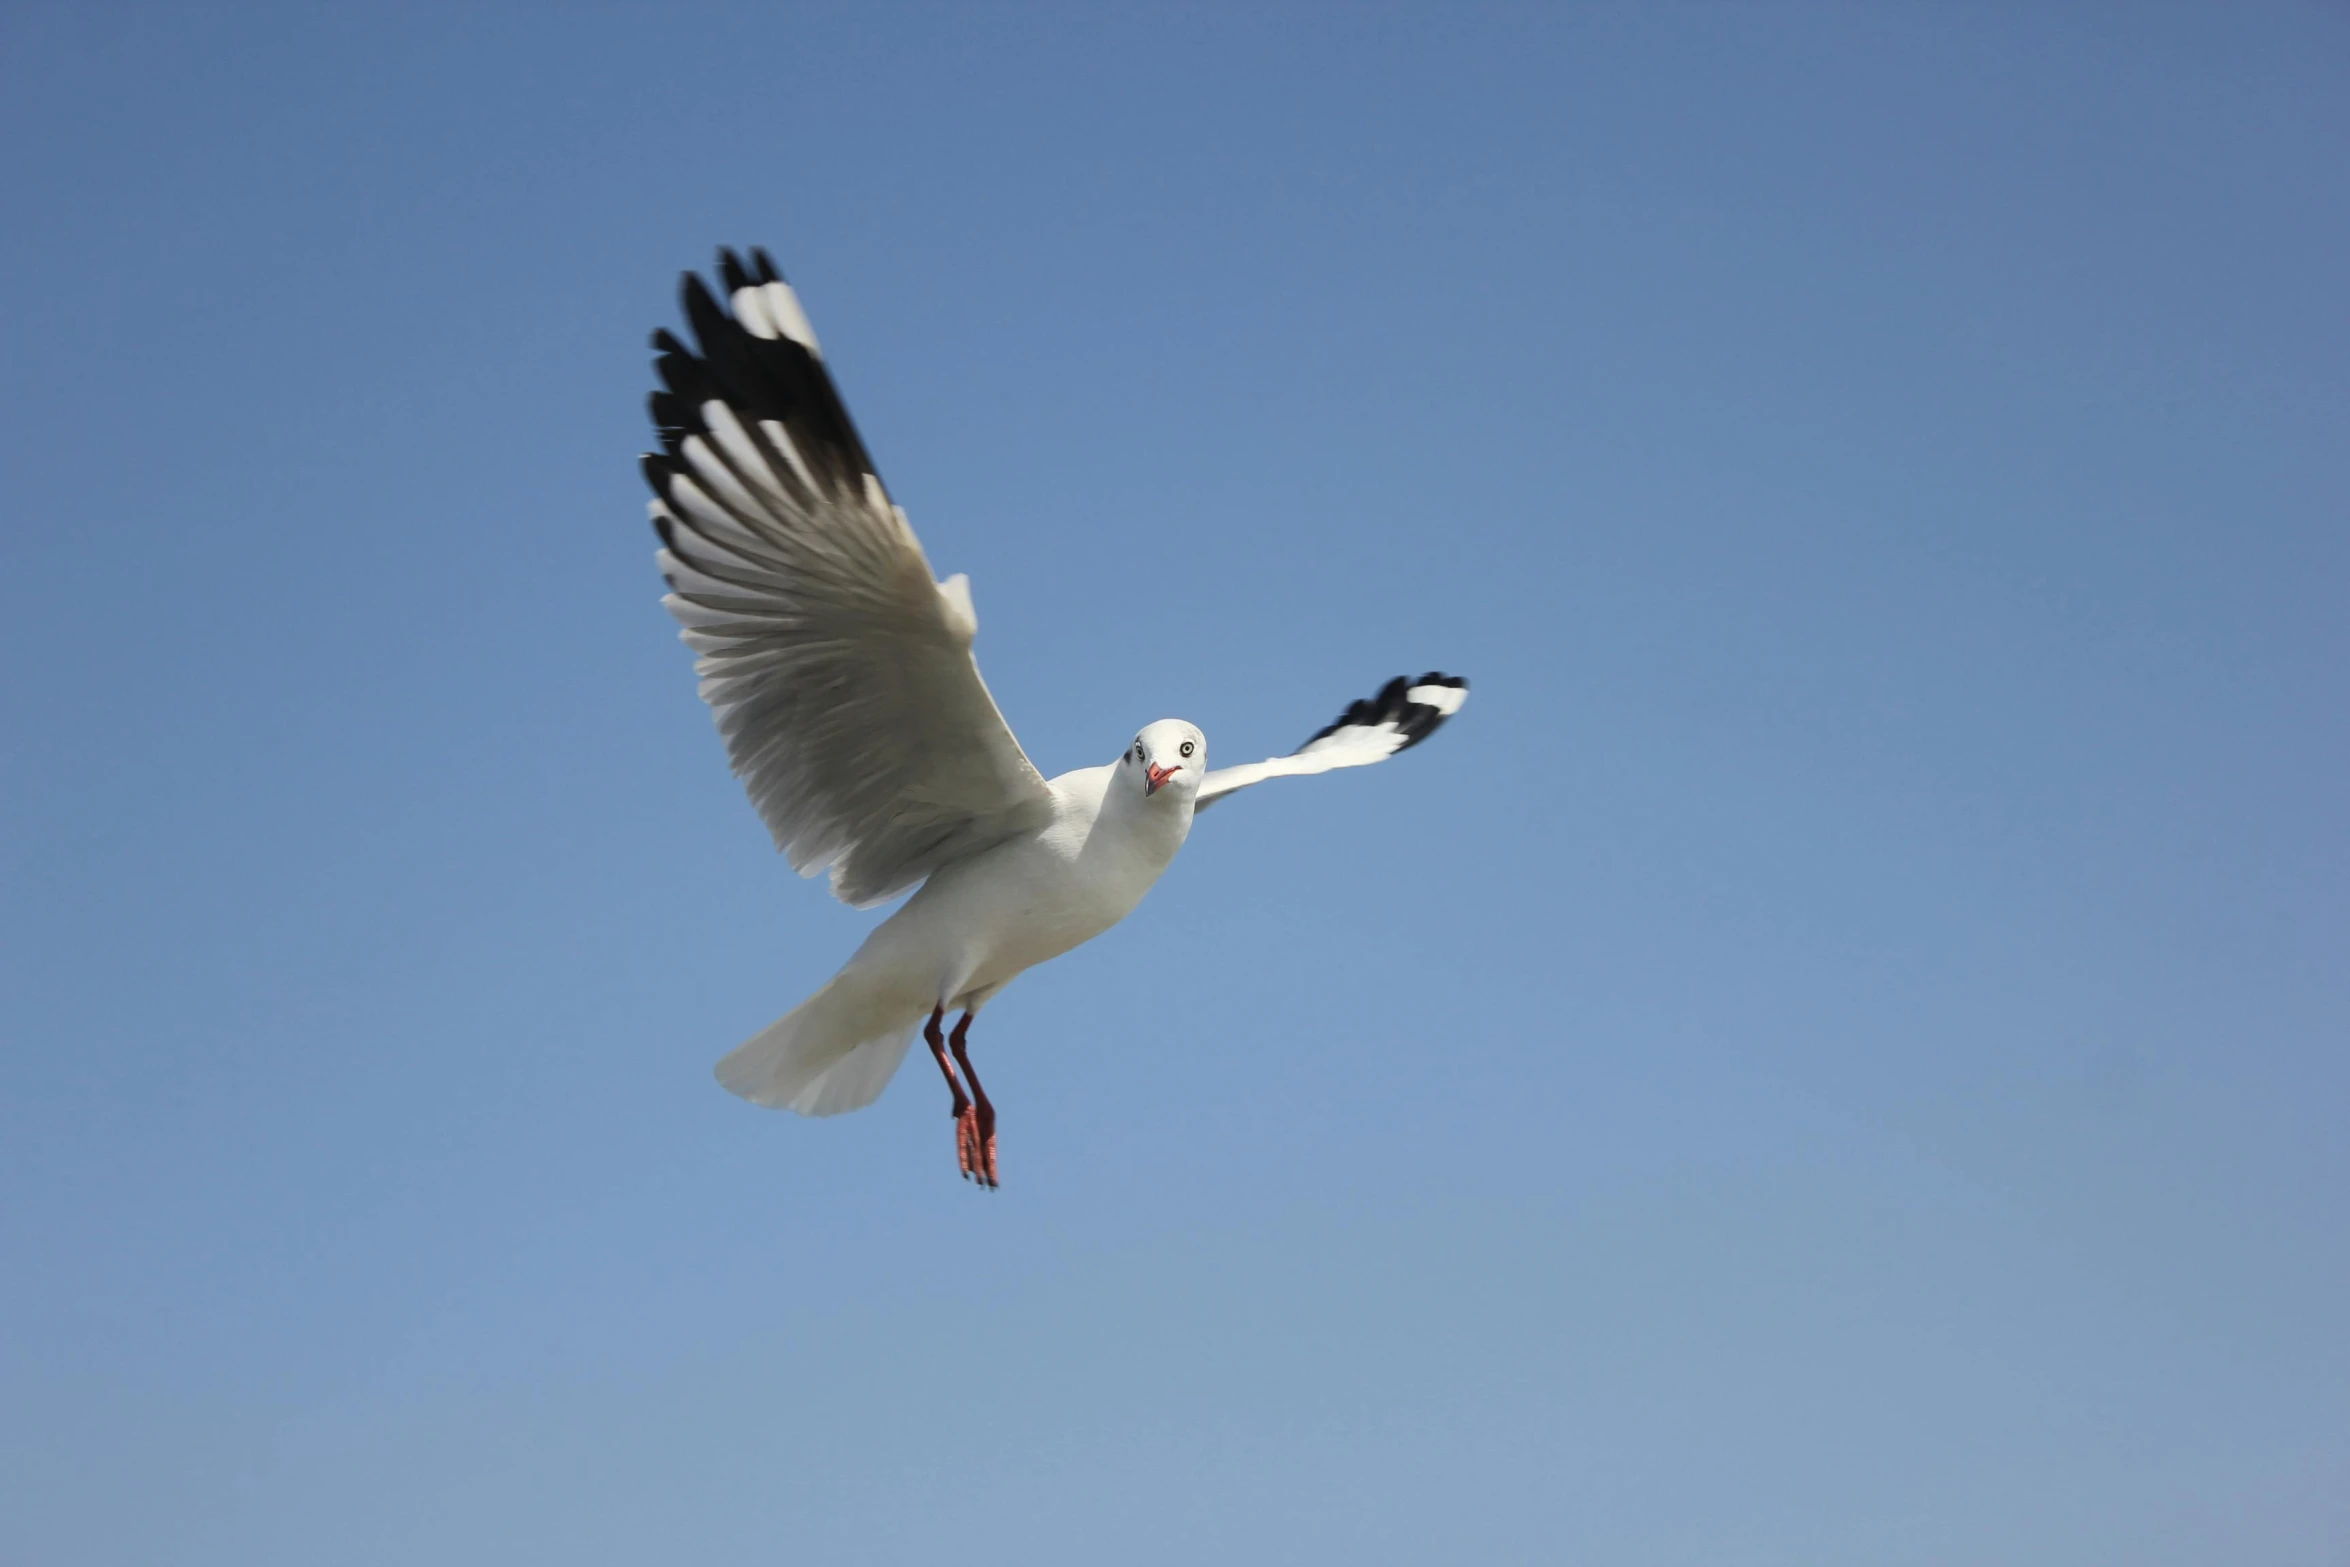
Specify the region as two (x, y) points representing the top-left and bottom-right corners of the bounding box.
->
(645, 249), (1469, 1184)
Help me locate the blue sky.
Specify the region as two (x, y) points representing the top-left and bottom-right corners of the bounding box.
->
(3, 4), (2344, 1562)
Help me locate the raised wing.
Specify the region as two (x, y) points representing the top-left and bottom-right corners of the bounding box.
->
(1194, 674), (1469, 812)
(643, 248), (1055, 907)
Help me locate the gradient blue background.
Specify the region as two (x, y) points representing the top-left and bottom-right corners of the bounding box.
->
(4, 6), (2345, 1562)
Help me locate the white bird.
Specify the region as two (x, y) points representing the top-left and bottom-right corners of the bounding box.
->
(645, 249), (1469, 1186)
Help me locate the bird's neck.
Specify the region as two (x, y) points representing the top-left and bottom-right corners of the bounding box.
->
(1090, 783), (1193, 873)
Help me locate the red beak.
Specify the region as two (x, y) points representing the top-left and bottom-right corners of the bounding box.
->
(1145, 762), (1180, 795)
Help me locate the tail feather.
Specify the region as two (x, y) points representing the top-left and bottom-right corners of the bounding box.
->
(714, 971), (923, 1116)
(792, 1026), (921, 1115)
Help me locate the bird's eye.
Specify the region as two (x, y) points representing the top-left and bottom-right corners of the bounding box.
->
(1179, 740), (1195, 758)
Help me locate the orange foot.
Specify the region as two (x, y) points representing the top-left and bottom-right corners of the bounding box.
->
(955, 1105), (997, 1188)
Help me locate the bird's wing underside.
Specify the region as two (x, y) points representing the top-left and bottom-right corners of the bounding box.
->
(643, 248), (1054, 907)
(1193, 674), (1469, 812)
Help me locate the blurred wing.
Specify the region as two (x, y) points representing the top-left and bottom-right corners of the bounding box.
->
(1194, 674), (1469, 812)
(643, 248), (1054, 907)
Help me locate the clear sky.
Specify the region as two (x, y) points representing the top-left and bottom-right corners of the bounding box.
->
(3, 5), (2344, 1562)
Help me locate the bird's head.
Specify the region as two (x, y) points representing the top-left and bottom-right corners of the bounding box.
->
(1121, 720), (1206, 804)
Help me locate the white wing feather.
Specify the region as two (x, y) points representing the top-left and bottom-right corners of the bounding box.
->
(1194, 675), (1468, 812)
(647, 251), (1054, 906)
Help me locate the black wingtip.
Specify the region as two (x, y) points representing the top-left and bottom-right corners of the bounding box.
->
(680, 271), (728, 339)
(642, 248), (881, 509)
(1299, 670), (1470, 753)
(1393, 672), (1468, 751)
(640, 450), (678, 508)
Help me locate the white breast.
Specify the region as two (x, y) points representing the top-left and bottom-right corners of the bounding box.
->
(843, 763), (1193, 1011)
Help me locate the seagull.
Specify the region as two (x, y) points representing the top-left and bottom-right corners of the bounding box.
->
(644, 248), (1468, 1186)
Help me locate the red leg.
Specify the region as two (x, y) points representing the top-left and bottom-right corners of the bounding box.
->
(924, 1006), (981, 1180)
(947, 1010), (999, 1189)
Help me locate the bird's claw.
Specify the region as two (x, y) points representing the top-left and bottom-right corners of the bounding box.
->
(954, 1106), (998, 1188)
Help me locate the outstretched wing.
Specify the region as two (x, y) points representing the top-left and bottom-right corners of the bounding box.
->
(643, 248), (1055, 907)
(1193, 674), (1469, 812)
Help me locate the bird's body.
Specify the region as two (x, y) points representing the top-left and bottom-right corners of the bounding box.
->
(642, 248), (1467, 1184)
(716, 747), (1197, 1117)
